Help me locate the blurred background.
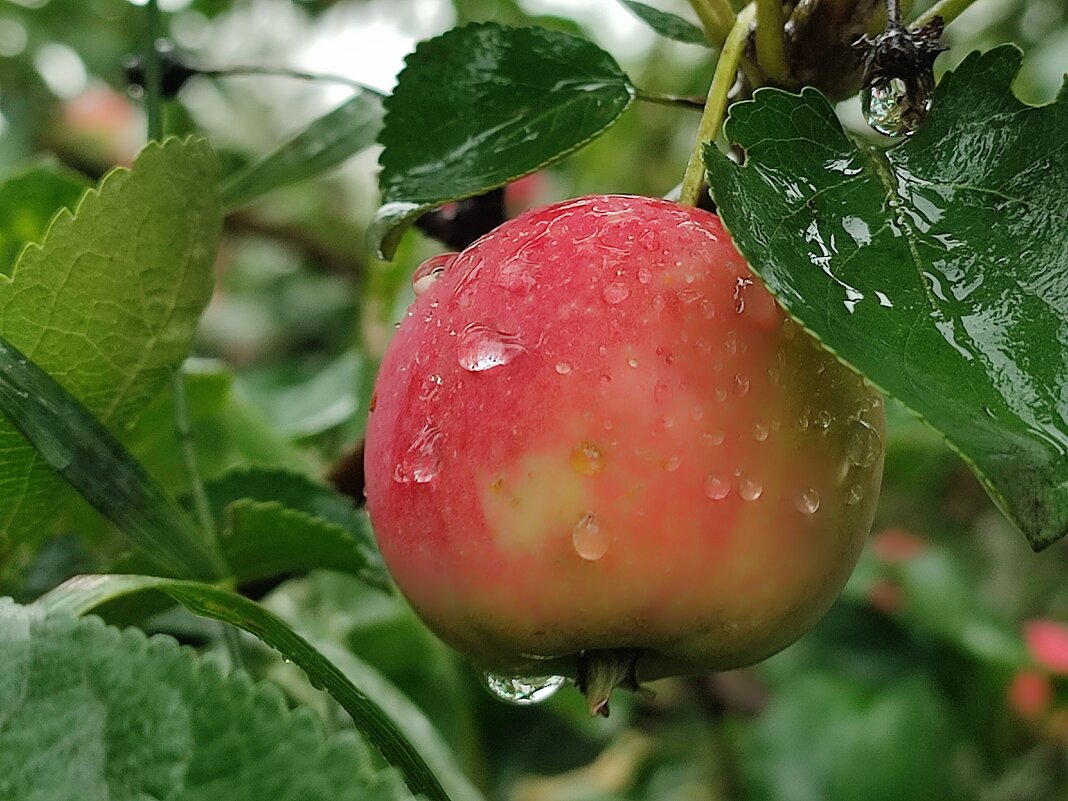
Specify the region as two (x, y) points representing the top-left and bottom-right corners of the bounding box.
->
(2, 0), (1068, 798)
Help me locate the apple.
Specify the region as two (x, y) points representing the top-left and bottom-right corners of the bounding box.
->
(365, 195), (885, 713)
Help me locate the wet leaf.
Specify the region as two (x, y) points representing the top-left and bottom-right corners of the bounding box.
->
(373, 23), (634, 258)
(617, 1), (709, 45)
(706, 47), (1068, 549)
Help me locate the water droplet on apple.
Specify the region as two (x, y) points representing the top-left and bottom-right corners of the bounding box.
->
(411, 252), (456, 296)
(637, 266), (652, 284)
(393, 423), (442, 484)
(570, 442), (605, 475)
(815, 409), (832, 430)
(663, 455), (682, 472)
(457, 323), (525, 372)
(704, 430), (725, 446)
(481, 673), (566, 705)
(627, 358), (639, 368)
(555, 362), (572, 375)
(572, 513), (609, 560)
(651, 294), (666, 313)
(753, 421), (769, 442)
(846, 418), (881, 467)
(796, 488), (820, 514)
(602, 282), (630, 304)
(739, 476), (763, 501)
(677, 288), (701, 304)
(847, 484), (864, 505)
(732, 374), (750, 396)
(704, 475), (731, 500)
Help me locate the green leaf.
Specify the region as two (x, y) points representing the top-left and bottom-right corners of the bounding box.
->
(617, 1), (709, 45)
(203, 466), (390, 591)
(705, 47), (1068, 549)
(0, 162), (89, 275)
(123, 360), (315, 496)
(743, 672), (957, 801)
(0, 337), (228, 580)
(39, 575), (457, 801)
(373, 23), (635, 258)
(0, 598), (414, 801)
(0, 136), (221, 562)
(222, 92), (384, 210)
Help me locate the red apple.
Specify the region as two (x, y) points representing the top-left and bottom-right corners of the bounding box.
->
(365, 195), (885, 712)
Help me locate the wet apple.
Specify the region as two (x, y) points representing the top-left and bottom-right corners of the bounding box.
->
(365, 195), (885, 714)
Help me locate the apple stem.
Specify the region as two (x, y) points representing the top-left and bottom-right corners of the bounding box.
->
(678, 4), (756, 208)
(576, 649), (645, 717)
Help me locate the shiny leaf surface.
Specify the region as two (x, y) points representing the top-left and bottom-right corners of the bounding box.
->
(373, 23), (634, 257)
(617, 1), (709, 45)
(706, 47), (1068, 549)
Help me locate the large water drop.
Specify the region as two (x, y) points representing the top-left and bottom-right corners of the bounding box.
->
(457, 323), (525, 372)
(481, 673), (566, 705)
(393, 423), (442, 484)
(411, 253), (456, 296)
(572, 513), (610, 560)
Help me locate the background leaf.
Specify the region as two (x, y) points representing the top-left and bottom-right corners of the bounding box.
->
(39, 574), (459, 801)
(0, 337), (226, 580)
(222, 91), (384, 210)
(373, 23), (634, 257)
(0, 598), (414, 801)
(0, 136), (221, 564)
(705, 47), (1068, 549)
(203, 466), (390, 590)
(0, 163), (89, 275)
(616, 1), (709, 45)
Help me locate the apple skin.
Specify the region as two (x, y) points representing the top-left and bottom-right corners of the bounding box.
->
(365, 195), (884, 682)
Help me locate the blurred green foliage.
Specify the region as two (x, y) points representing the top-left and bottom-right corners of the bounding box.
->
(1, 0), (1067, 799)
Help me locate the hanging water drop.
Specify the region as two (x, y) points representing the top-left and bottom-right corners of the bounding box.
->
(393, 423), (443, 484)
(846, 418), (881, 467)
(572, 513), (610, 560)
(704, 475), (730, 500)
(482, 673), (567, 705)
(739, 476), (763, 501)
(795, 488), (820, 515)
(862, 78), (929, 137)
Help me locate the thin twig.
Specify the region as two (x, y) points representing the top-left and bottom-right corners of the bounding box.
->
(679, 4), (755, 207)
(199, 65), (386, 97)
(912, 0), (979, 29)
(634, 88), (706, 111)
(686, 0), (736, 48)
(754, 0), (789, 83)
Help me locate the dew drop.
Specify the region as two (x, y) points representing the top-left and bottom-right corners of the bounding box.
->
(846, 418), (881, 467)
(847, 484), (864, 505)
(572, 513), (610, 560)
(638, 229), (660, 251)
(796, 414), (810, 432)
(690, 406), (704, 422)
(418, 373), (443, 401)
(795, 488), (820, 514)
(658, 416), (675, 430)
(677, 288), (701, 304)
(627, 358), (639, 369)
(732, 374), (750, 397)
(704, 429), (725, 446)
(602, 282), (630, 304)
(600, 373), (612, 385)
(393, 423), (442, 484)
(753, 421), (769, 442)
(862, 77), (928, 137)
(724, 331), (738, 355)
(570, 442), (605, 476)
(704, 475), (730, 500)
(739, 476), (763, 501)
(411, 252), (456, 296)
(701, 300), (716, 319)
(651, 294), (666, 313)
(555, 362), (572, 375)
(457, 323), (525, 372)
(482, 673), (566, 705)
(637, 267), (652, 284)
(663, 455), (682, 472)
